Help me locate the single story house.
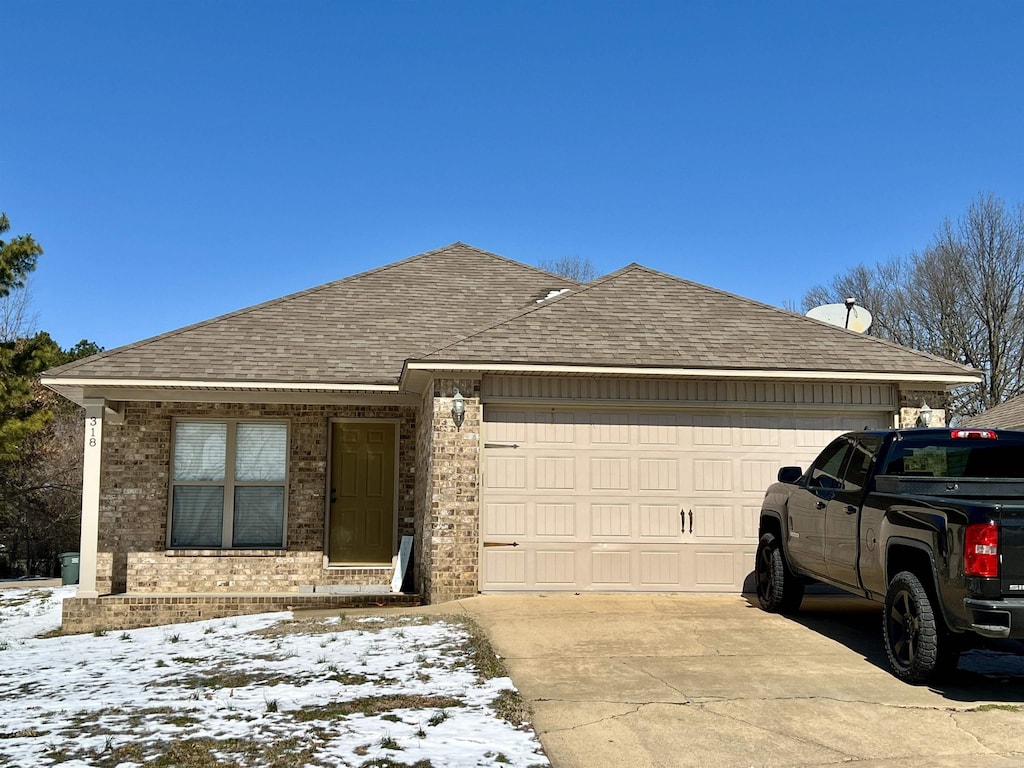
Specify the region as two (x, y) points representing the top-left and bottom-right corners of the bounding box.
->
(43, 243), (981, 630)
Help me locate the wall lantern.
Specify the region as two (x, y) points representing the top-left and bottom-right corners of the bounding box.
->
(916, 402), (932, 428)
(451, 388), (466, 430)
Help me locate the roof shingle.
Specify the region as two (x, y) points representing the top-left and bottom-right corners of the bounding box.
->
(45, 246), (976, 385)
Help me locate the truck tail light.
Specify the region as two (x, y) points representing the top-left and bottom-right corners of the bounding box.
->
(965, 522), (999, 578)
(950, 429), (998, 439)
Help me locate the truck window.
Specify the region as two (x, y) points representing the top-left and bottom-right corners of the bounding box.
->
(843, 436), (882, 491)
(808, 437), (853, 488)
(882, 439), (1024, 478)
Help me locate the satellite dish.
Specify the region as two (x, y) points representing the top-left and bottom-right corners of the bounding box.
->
(806, 298), (873, 333)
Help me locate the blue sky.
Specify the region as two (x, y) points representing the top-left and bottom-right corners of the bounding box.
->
(4, 1), (1024, 351)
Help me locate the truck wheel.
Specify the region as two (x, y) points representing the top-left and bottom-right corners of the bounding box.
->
(883, 570), (959, 684)
(756, 532), (804, 613)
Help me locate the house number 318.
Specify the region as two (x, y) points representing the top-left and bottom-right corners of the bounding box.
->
(89, 417), (98, 448)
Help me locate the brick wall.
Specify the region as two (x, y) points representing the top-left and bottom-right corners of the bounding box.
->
(96, 401), (416, 594)
(61, 592), (419, 634)
(417, 378), (482, 603)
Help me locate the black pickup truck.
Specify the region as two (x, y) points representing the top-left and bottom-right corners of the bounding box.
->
(756, 427), (1024, 683)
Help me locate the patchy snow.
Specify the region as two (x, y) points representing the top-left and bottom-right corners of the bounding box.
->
(0, 586), (549, 767)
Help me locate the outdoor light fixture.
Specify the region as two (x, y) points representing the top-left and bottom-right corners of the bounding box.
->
(451, 388), (466, 430)
(917, 402), (932, 428)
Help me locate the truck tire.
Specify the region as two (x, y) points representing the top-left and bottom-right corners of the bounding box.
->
(756, 532), (804, 613)
(882, 570), (960, 684)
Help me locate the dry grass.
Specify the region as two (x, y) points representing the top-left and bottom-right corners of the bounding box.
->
(293, 694), (465, 722)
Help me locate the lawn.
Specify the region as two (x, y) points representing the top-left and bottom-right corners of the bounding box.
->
(0, 586), (549, 767)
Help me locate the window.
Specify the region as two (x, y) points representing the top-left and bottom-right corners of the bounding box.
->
(170, 420), (288, 548)
(808, 437), (852, 489)
(843, 437), (882, 491)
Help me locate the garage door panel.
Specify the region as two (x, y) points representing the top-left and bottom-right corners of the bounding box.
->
(691, 505), (734, 538)
(482, 405), (891, 592)
(535, 503), (576, 536)
(694, 551), (737, 587)
(693, 459), (733, 491)
(741, 459), (779, 492)
(741, 414), (783, 446)
(487, 411), (528, 442)
(589, 412), (631, 445)
(742, 505), (761, 539)
(484, 549), (527, 585)
(484, 503), (527, 536)
(639, 458), (679, 491)
(536, 456), (576, 489)
(590, 457), (630, 490)
(640, 551), (682, 584)
(536, 551), (576, 585)
(485, 456), (526, 489)
(535, 411), (575, 443)
(640, 504), (681, 537)
(592, 551), (631, 584)
(637, 413), (679, 445)
(590, 503), (631, 537)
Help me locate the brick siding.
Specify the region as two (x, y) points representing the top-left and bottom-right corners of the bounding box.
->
(96, 401), (416, 594)
(416, 378), (482, 603)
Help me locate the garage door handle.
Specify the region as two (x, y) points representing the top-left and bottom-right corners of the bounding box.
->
(815, 501), (827, 510)
(483, 541), (520, 548)
(484, 442), (520, 449)
(681, 509), (693, 534)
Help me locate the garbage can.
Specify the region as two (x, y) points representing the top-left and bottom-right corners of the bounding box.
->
(59, 552), (80, 585)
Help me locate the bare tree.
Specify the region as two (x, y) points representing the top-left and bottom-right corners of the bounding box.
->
(0, 283), (37, 342)
(803, 193), (1024, 421)
(537, 255), (599, 283)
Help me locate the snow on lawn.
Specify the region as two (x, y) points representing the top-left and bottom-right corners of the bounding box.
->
(0, 587), (550, 768)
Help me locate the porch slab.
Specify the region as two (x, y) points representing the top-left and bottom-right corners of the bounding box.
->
(61, 591), (420, 634)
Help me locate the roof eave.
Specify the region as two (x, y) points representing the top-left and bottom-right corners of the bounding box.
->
(40, 377), (418, 407)
(401, 361), (982, 389)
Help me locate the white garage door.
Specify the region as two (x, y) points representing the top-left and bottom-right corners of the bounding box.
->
(480, 407), (889, 592)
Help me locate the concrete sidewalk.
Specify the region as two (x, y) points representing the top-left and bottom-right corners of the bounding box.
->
(448, 593), (1024, 768)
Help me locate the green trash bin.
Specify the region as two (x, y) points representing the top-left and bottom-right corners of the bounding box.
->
(59, 552), (80, 585)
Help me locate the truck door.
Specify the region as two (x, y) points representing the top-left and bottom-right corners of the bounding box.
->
(824, 436), (881, 588)
(786, 436), (854, 577)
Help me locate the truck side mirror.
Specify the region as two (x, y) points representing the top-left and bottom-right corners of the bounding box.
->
(778, 466), (802, 483)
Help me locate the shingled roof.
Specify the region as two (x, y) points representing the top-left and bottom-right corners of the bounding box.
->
(965, 395), (1024, 429)
(419, 264), (977, 378)
(44, 243), (578, 386)
(45, 244), (978, 395)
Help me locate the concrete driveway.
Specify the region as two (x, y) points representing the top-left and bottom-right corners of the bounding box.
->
(450, 593), (1024, 768)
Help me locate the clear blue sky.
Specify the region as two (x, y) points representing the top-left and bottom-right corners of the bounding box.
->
(4, 1), (1024, 351)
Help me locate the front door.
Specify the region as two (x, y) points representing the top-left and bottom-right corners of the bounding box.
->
(329, 422), (396, 564)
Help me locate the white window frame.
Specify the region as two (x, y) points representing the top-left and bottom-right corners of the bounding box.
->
(168, 418), (290, 549)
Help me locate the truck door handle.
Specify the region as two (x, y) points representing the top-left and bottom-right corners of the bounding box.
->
(845, 505), (857, 514)
(815, 501), (827, 509)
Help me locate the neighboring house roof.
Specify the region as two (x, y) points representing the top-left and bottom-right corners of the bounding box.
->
(43, 243), (980, 401)
(417, 264), (977, 379)
(964, 395), (1024, 429)
(44, 243), (578, 386)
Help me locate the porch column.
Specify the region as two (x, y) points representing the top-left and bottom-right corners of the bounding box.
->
(77, 398), (106, 598)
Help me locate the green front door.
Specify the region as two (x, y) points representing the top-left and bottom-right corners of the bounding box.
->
(329, 422), (396, 564)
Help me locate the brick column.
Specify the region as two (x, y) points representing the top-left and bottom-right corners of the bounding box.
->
(419, 378), (481, 603)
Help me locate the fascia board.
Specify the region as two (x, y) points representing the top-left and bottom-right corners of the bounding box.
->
(402, 361), (981, 387)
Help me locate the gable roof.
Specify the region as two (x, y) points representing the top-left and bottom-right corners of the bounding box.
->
(416, 264), (978, 379)
(44, 243), (578, 387)
(44, 245), (980, 403)
(965, 395), (1024, 429)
